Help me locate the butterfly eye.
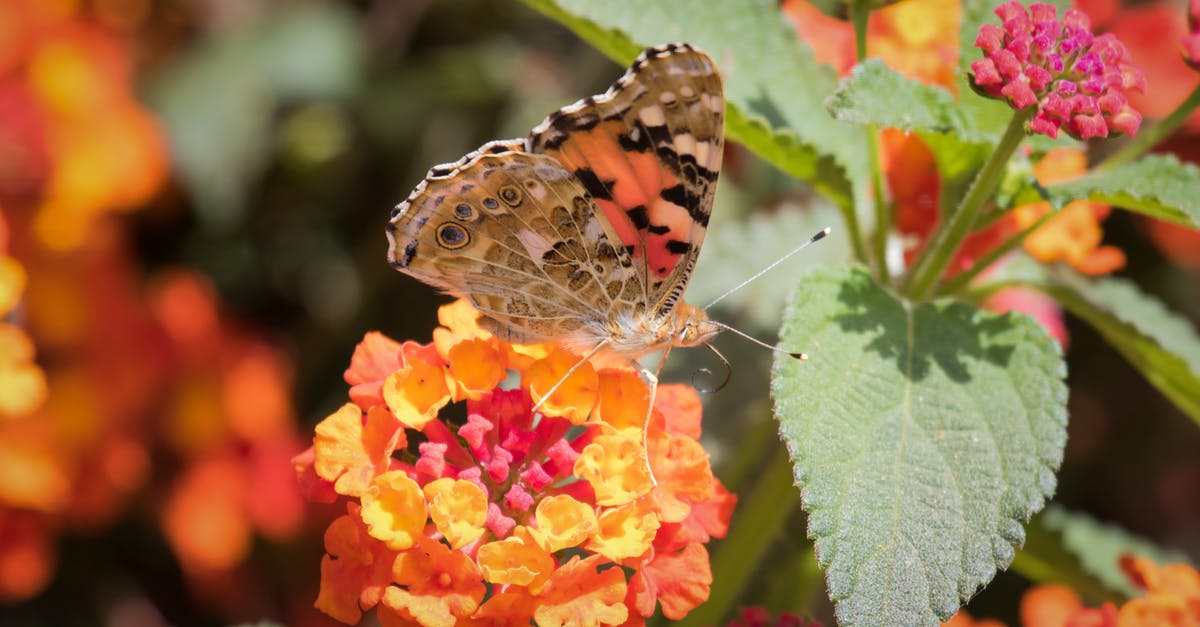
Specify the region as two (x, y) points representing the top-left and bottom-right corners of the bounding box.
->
(454, 203), (477, 220)
(498, 185), (522, 207)
(436, 223), (470, 249)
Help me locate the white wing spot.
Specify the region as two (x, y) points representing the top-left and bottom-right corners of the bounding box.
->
(638, 105), (666, 127)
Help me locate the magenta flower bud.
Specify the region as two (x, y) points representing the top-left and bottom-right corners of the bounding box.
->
(1043, 92), (1072, 118)
(970, 0), (1145, 138)
(1029, 112), (1062, 137)
(1072, 113), (1107, 138)
(1097, 91), (1127, 115)
(1071, 94), (1099, 115)
(971, 58), (1004, 85)
(1002, 80), (1038, 108)
(994, 49), (1024, 80)
(977, 24), (1006, 54)
(996, 1), (1029, 24)
(1030, 3), (1058, 24)
(1110, 106), (1143, 136)
(1025, 65), (1053, 91)
(1008, 33), (1034, 60)
(1080, 75), (1106, 94)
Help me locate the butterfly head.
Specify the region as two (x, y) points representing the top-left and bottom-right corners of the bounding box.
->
(669, 302), (722, 349)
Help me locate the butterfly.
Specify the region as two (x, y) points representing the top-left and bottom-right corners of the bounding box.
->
(386, 43), (728, 402)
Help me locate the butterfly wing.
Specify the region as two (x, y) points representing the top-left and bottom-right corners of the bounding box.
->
(528, 43), (724, 316)
(386, 141), (644, 346)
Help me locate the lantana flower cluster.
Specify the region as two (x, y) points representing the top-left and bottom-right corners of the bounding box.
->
(296, 300), (736, 626)
(970, 1), (1145, 139)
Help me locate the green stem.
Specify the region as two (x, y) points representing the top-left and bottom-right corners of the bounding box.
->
(839, 199), (869, 265)
(866, 127), (891, 284)
(819, 0), (874, 271)
(849, 0), (892, 281)
(903, 108), (1033, 300)
(851, 0), (870, 61)
(1097, 83), (1200, 172)
(935, 208), (1057, 296)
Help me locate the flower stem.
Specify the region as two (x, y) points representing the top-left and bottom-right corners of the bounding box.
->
(935, 208), (1057, 296)
(850, 0), (892, 282)
(903, 108), (1033, 300)
(851, 0), (870, 61)
(1096, 82), (1200, 172)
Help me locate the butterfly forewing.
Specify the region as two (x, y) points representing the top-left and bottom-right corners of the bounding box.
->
(387, 146), (644, 346)
(528, 43), (724, 316)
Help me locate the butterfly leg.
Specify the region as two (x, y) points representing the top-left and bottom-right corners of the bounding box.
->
(531, 339), (610, 414)
(638, 346), (671, 487)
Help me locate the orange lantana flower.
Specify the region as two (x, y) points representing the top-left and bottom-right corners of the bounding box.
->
(784, 0), (961, 89)
(297, 299), (737, 625)
(1013, 148), (1125, 275)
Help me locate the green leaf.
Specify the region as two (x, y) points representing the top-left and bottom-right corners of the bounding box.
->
(772, 265), (1067, 625)
(1045, 154), (1200, 229)
(521, 0), (864, 210)
(827, 60), (974, 140)
(825, 60), (998, 221)
(1041, 505), (1194, 599)
(1020, 271), (1200, 426)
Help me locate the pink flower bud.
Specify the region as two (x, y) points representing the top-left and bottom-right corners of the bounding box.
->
(1030, 3), (1057, 23)
(1109, 106), (1142, 136)
(976, 24), (1006, 54)
(971, 58), (1003, 85)
(1071, 113), (1108, 138)
(1029, 112), (1061, 137)
(1002, 79), (1038, 109)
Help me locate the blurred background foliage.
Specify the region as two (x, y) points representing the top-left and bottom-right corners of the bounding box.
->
(0, 0), (1197, 626)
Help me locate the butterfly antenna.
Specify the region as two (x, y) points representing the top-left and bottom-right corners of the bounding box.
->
(707, 321), (808, 361)
(703, 227), (831, 311)
(691, 343), (733, 393)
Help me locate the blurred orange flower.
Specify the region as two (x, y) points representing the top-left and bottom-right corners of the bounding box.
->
(0, 0), (167, 252)
(1013, 149), (1125, 276)
(298, 300), (737, 625)
(783, 0), (961, 89)
(950, 556), (1200, 627)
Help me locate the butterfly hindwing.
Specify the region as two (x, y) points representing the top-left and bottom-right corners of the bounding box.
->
(528, 43), (724, 315)
(386, 143), (645, 346)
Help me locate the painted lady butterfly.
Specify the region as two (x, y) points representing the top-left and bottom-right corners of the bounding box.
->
(387, 43), (724, 370)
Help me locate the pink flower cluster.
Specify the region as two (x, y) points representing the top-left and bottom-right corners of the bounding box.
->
(970, 1), (1145, 139)
(1183, 0), (1200, 70)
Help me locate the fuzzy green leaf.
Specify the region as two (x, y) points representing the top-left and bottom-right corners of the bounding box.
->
(827, 60), (975, 140)
(1046, 154), (1200, 229)
(1022, 271), (1200, 426)
(773, 265), (1067, 625)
